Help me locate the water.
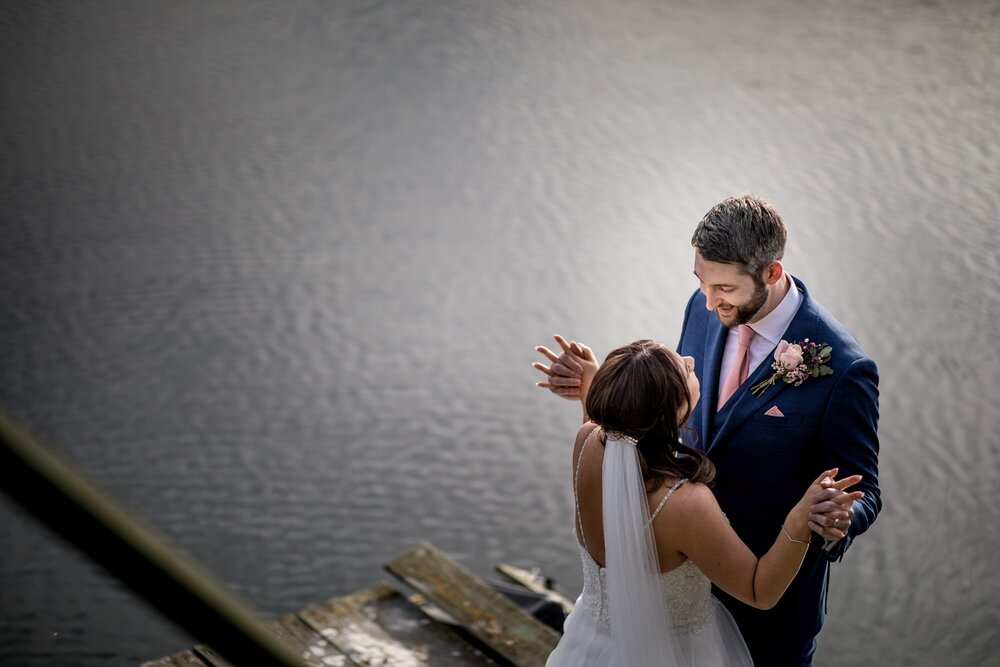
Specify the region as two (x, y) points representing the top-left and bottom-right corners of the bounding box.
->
(1, 1), (998, 665)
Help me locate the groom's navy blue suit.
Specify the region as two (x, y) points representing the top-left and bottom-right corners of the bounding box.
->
(678, 276), (881, 666)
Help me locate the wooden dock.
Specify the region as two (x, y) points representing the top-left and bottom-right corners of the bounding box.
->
(144, 543), (575, 667)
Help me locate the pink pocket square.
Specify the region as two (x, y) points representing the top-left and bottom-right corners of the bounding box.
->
(764, 405), (785, 417)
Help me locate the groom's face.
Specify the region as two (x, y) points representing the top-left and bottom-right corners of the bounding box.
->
(693, 253), (767, 328)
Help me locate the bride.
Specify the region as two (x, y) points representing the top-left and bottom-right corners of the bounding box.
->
(545, 340), (863, 666)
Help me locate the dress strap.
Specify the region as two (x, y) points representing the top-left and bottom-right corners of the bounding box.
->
(574, 426), (602, 552)
(647, 478), (687, 524)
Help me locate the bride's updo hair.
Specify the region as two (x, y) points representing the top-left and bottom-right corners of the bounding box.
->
(585, 339), (715, 490)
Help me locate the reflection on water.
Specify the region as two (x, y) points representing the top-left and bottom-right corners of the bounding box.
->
(1, 1), (998, 665)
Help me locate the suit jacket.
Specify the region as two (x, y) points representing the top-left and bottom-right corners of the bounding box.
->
(677, 276), (881, 666)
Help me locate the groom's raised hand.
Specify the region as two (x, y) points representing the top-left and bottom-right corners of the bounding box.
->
(808, 473), (865, 541)
(533, 334), (585, 400)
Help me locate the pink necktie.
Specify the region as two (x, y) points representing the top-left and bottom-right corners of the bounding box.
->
(718, 324), (756, 411)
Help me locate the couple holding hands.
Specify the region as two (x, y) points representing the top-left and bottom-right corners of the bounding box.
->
(533, 195), (881, 666)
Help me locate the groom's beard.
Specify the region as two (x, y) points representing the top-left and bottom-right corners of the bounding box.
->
(718, 282), (768, 328)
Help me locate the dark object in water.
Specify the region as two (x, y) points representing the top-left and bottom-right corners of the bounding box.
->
(490, 579), (566, 633)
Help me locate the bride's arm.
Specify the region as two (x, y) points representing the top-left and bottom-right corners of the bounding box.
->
(568, 342), (599, 422)
(665, 470), (863, 610)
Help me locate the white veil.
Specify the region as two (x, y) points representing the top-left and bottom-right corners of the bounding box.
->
(602, 432), (688, 667)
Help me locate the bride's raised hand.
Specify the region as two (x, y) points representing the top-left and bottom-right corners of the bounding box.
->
(534, 334), (584, 400)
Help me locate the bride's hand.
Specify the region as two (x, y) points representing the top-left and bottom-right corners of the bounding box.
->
(788, 468), (864, 541)
(534, 334), (584, 400)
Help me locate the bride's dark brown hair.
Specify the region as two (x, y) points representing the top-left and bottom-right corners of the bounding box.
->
(585, 339), (715, 490)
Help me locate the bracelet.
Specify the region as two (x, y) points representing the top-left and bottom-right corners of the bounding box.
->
(781, 524), (811, 545)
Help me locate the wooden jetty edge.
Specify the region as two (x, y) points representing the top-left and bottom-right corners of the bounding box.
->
(145, 543), (569, 667)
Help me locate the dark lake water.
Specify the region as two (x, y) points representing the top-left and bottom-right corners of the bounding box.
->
(1, 1), (998, 665)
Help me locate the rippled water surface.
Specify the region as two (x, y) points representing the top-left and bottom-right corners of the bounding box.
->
(1, 1), (998, 665)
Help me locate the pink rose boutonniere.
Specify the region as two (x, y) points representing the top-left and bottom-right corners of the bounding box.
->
(750, 339), (833, 397)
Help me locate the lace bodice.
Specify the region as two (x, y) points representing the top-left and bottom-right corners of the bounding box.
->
(576, 542), (713, 635)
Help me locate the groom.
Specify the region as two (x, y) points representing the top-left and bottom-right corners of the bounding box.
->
(534, 195), (881, 666)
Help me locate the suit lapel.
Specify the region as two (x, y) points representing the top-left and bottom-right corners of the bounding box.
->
(708, 278), (818, 452)
(699, 315), (728, 449)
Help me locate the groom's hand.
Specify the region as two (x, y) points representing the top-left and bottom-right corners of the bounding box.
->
(808, 474), (864, 541)
(533, 334), (584, 400)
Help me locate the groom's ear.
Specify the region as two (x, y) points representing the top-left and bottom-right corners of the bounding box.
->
(764, 261), (784, 286)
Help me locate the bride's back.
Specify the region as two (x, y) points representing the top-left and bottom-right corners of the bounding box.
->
(572, 423), (696, 573)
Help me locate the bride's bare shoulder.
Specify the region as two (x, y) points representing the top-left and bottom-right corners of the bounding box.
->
(573, 422), (602, 453)
(575, 421), (601, 443)
(670, 480), (723, 516)
(572, 422), (604, 475)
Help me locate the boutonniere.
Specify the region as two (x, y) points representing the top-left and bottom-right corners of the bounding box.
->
(751, 339), (833, 397)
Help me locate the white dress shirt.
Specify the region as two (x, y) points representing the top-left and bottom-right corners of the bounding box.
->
(717, 274), (803, 392)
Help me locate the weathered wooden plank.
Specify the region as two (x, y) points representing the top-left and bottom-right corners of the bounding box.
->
(495, 563), (575, 616)
(266, 614), (357, 667)
(386, 543), (559, 667)
(360, 586), (497, 665)
(140, 649), (210, 667)
(405, 592), (459, 625)
(299, 581), (497, 666)
(147, 619), (351, 667)
(193, 644), (234, 667)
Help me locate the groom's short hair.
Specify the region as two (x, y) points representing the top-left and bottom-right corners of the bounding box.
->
(691, 195), (787, 281)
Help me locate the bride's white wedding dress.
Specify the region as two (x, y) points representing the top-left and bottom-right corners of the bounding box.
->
(547, 538), (753, 665)
(547, 434), (753, 666)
